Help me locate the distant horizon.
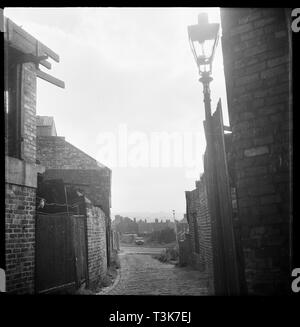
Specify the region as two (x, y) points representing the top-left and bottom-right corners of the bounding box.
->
(112, 211), (186, 222)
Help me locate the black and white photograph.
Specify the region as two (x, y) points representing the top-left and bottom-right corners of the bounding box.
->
(1, 6), (296, 299)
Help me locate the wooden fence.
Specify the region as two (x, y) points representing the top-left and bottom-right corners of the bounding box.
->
(36, 214), (88, 293)
(203, 100), (242, 295)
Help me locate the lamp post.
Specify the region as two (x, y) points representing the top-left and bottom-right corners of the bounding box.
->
(187, 13), (227, 295)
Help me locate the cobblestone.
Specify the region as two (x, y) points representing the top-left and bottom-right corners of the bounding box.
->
(105, 247), (209, 296)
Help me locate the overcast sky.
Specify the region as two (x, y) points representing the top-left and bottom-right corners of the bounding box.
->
(5, 7), (229, 220)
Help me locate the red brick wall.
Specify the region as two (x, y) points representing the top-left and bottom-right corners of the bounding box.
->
(5, 184), (36, 293)
(221, 8), (292, 294)
(86, 204), (107, 287)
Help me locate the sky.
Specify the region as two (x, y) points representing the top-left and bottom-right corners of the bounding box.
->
(5, 7), (229, 220)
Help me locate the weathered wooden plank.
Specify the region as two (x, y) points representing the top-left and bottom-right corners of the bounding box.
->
(203, 120), (228, 295)
(4, 17), (16, 42)
(36, 42), (52, 69)
(71, 215), (88, 287)
(38, 42), (59, 62)
(7, 18), (37, 45)
(9, 31), (35, 54)
(40, 59), (52, 70)
(211, 99), (241, 295)
(36, 69), (65, 89)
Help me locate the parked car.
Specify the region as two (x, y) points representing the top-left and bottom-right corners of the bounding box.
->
(135, 238), (144, 245)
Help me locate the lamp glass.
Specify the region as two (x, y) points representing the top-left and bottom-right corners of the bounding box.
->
(192, 38), (214, 73)
(188, 14), (219, 74)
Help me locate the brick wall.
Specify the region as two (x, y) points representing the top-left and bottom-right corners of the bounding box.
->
(221, 8), (292, 294)
(185, 176), (214, 282)
(37, 136), (111, 217)
(22, 63), (37, 164)
(5, 61), (38, 294)
(5, 184), (36, 293)
(196, 178), (214, 280)
(86, 203), (107, 287)
(37, 125), (112, 284)
(37, 136), (107, 170)
(185, 189), (200, 265)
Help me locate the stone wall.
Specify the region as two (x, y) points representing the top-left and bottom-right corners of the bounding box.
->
(86, 203), (107, 287)
(221, 8), (292, 294)
(5, 184), (36, 293)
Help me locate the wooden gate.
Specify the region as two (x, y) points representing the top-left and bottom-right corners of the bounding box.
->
(203, 100), (241, 295)
(71, 215), (88, 288)
(36, 214), (88, 293)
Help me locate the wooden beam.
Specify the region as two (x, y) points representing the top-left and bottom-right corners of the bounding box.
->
(37, 40), (59, 63)
(36, 69), (65, 89)
(38, 42), (59, 62)
(40, 59), (52, 70)
(18, 53), (48, 64)
(37, 41), (51, 69)
(5, 18), (60, 63)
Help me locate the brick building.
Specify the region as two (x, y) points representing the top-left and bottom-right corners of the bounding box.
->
(220, 8), (292, 294)
(4, 17), (64, 293)
(113, 215), (175, 235)
(36, 117), (112, 276)
(4, 17), (111, 293)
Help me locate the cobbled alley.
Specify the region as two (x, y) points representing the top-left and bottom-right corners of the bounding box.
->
(103, 246), (210, 295)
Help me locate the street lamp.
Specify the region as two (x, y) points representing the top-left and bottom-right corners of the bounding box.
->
(188, 12), (220, 75)
(188, 13), (223, 293)
(188, 12), (220, 122)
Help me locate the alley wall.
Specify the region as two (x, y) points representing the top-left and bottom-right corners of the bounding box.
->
(221, 8), (292, 294)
